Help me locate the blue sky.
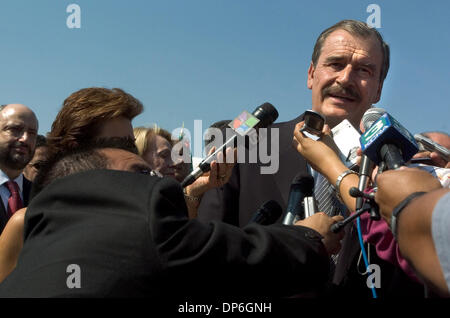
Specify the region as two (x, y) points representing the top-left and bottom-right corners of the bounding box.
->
(1, 0), (449, 152)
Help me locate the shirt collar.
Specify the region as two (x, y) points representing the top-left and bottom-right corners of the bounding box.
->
(0, 170), (24, 193)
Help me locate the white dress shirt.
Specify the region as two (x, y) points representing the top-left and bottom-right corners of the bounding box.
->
(0, 170), (24, 211)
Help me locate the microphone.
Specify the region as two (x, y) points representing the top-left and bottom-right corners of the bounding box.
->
(356, 154), (374, 211)
(181, 103), (279, 187)
(355, 108), (386, 209)
(414, 133), (450, 161)
(248, 200), (282, 225)
(300, 195), (317, 222)
(360, 110), (419, 170)
(349, 187), (375, 200)
(282, 174), (315, 225)
(361, 107), (387, 130)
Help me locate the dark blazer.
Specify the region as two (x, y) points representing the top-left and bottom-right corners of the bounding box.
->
(198, 115), (308, 226)
(0, 176), (32, 234)
(197, 115), (426, 298)
(0, 169), (330, 297)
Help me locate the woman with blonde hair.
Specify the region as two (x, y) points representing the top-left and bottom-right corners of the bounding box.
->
(134, 125), (235, 219)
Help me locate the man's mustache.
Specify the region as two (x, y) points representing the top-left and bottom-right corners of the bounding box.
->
(322, 85), (361, 102)
(11, 142), (30, 152)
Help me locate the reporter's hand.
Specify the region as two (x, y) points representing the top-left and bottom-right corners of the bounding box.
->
(292, 121), (341, 175)
(295, 212), (345, 255)
(374, 168), (442, 225)
(411, 150), (448, 168)
(185, 146), (237, 198)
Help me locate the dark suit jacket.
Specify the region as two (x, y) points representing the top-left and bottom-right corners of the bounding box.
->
(0, 176), (32, 234)
(197, 115), (426, 298)
(0, 169), (330, 297)
(198, 115), (308, 226)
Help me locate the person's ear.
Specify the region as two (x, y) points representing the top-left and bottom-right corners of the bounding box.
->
(307, 61), (315, 90)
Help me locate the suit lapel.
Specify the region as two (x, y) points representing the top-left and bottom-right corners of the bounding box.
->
(271, 115), (308, 206)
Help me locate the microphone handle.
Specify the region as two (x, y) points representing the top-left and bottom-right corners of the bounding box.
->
(302, 196), (317, 219)
(180, 135), (237, 187)
(202, 135), (237, 166)
(331, 203), (372, 233)
(356, 155), (374, 210)
(380, 143), (405, 170)
(282, 212), (296, 225)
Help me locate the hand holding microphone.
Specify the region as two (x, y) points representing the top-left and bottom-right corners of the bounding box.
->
(374, 168), (442, 225)
(292, 120), (341, 176)
(412, 133), (450, 168)
(296, 213), (345, 255)
(181, 102), (278, 187)
(293, 120), (360, 211)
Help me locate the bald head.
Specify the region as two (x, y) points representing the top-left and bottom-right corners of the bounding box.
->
(422, 132), (450, 150)
(0, 104), (39, 178)
(0, 104), (38, 126)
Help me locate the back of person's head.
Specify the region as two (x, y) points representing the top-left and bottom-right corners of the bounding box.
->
(421, 131), (450, 149)
(32, 137), (138, 197)
(47, 87), (143, 154)
(35, 134), (47, 148)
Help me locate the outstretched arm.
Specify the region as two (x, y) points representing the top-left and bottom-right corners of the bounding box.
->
(293, 121), (359, 211)
(183, 147), (236, 218)
(375, 168), (449, 296)
(0, 208), (26, 283)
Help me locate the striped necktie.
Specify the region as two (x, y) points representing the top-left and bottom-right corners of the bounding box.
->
(314, 173), (342, 216)
(314, 173), (346, 265)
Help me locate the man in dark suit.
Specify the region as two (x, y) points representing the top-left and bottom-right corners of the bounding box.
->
(0, 142), (344, 297)
(198, 19), (389, 226)
(197, 20), (425, 298)
(199, 115), (308, 226)
(0, 104), (38, 234)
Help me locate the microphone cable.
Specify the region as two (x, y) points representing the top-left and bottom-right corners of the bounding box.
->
(356, 217), (377, 298)
(355, 189), (378, 299)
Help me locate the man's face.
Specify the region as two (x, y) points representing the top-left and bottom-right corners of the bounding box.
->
(101, 148), (154, 175)
(307, 29), (384, 128)
(0, 105), (38, 170)
(142, 135), (176, 178)
(172, 143), (192, 182)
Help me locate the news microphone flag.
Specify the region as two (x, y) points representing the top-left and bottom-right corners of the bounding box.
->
(360, 112), (419, 165)
(228, 110), (260, 136)
(180, 103), (278, 187)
